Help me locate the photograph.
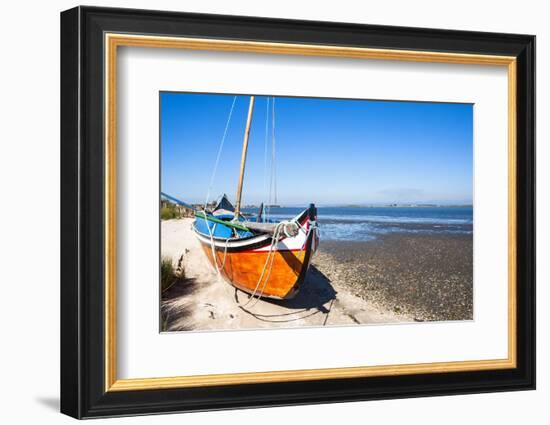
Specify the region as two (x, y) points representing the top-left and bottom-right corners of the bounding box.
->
(159, 92), (474, 332)
(58, 5), (536, 419)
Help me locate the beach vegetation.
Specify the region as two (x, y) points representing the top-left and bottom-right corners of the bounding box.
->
(161, 205), (179, 220)
(161, 255), (186, 292)
(161, 257), (175, 291)
(160, 200), (194, 220)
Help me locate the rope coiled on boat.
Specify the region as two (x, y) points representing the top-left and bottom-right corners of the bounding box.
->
(202, 214), (318, 308)
(238, 218), (318, 308)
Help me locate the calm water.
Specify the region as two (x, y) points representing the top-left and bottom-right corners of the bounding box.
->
(242, 206), (473, 242)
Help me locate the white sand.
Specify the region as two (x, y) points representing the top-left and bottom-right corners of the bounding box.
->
(161, 218), (409, 332)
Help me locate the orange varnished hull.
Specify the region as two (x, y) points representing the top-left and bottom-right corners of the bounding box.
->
(200, 245), (310, 299)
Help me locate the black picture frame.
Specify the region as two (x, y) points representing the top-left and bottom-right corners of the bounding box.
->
(61, 5), (535, 419)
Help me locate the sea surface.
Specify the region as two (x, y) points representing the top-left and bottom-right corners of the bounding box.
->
(242, 206), (473, 242)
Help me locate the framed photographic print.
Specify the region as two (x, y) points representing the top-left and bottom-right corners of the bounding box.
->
(60, 6), (535, 419)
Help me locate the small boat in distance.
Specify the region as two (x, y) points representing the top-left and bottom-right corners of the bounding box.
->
(192, 96), (319, 299)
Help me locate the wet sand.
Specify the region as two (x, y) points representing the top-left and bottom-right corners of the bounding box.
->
(161, 218), (472, 332)
(315, 234), (473, 321)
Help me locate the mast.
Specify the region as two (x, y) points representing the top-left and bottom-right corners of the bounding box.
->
(234, 96), (255, 218)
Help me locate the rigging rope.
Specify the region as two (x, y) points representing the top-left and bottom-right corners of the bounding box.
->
(272, 97), (277, 206)
(238, 217), (319, 308)
(266, 97), (277, 220)
(203, 96), (237, 211)
(198, 95), (237, 279)
(198, 95), (320, 307)
(238, 221), (286, 307)
(205, 216), (314, 308)
(263, 97), (270, 220)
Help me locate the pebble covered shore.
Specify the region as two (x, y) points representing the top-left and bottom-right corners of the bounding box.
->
(312, 234), (473, 322)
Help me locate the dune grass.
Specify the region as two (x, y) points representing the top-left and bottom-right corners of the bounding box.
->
(160, 206), (178, 220)
(161, 257), (175, 292)
(161, 255), (186, 293)
(160, 255), (188, 331)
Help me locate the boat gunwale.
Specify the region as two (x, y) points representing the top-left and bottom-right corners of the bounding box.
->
(192, 207), (311, 248)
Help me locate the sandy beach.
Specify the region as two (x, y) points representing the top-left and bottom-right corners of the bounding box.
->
(161, 218), (472, 332)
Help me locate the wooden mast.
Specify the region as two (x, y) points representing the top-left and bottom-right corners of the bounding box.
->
(234, 96), (255, 218)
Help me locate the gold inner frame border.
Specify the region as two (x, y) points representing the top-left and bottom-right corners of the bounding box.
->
(104, 33), (517, 392)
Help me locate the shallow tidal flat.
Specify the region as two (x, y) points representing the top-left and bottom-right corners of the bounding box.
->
(312, 234), (473, 322)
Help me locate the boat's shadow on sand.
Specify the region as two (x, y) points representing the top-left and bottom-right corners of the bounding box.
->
(161, 265), (338, 330)
(270, 265), (336, 309)
(235, 265), (338, 324)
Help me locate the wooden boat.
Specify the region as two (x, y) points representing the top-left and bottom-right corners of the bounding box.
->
(192, 96), (319, 299)
(193, 197), (318, 299)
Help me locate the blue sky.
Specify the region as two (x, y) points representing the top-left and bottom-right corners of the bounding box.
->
(160, 92), (473, 206)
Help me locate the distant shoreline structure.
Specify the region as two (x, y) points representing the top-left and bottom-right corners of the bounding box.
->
(162, 198), (473, 210)
(336, 203), (473, 208)
(241, 203), (473, 209)
(243, 204), (281, 209)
